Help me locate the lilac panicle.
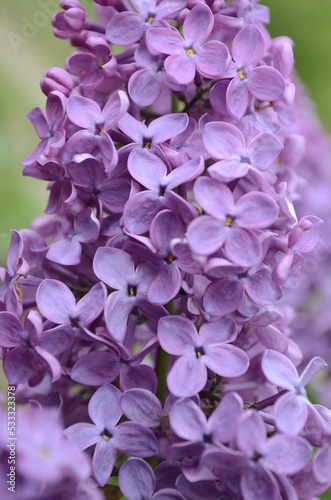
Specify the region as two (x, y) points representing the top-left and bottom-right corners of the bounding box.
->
(2, 0), (331, 498)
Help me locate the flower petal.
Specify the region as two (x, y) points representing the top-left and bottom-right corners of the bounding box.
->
(104, 291), (136, 343)
(225, 228), (262, 267)
(183, 3), (213, 45)
(129, 68), (161, 106)
(203, 344), (249, 378)
(88, 384), (122, 428)
(124, 191), (161, 235)
(118, 458), (155, 500)
(121, 389), (162, 428)
(196, 41), (229, 79)
(147, 27), (183, 55)
(128, 148), (167, 189)
(203, 279), (244, 317)
(262, 350), (299, 391)
(275, 393), (308, 435)
(237, 411), (266, 456)
(232, 24), (265, 67)
(263, 434), (311, 474)
(67, 94), (100, 128)
(106, 11), (144, 45)
(149, 113), (189, 144)
(93, 439), (117, 486)
(249, 66), (285, 101)
(0, 312), (23, 347)
(194, 176), (234, 217)
(71, 351), (121, 386)
(93, 247), (134, 290)
(226, 77), (249, 120)
(248, 133), (283, 171)
(167, 354), (207, 397)
(114, 422), (158, 456)
(234, 192), (279, 229)
(199, 317), (237, 345)
(187, 216), (226, 255)
(245, 268), (282, 306)
(165, 53), (196, 85)
(158, 315), (197, 355)
(36, 279), (75, 324)
(170, 399), (206, 441)
(203, 121), (244, 160)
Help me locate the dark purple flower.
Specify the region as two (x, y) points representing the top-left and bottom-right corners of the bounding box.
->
(202, 266), (282, 318)
(67, 155), (131, 216)
(65, 384), (158, 486)
(124, 209), (186, 304)
(46, 207), (100, 265)
(262, 350), (327, 434)
(22, 91), (66, 166)
(123, 150), (203, 234)
(71, 335), (159, 393)
(129, 40), (186, 108)
(65, 36), (117, 89)
(170, 393), (243, 445)
(121, 387), (174, 430)
(0, 310), (61, 385)
(61, 90), (129, 171)
(36, 279), (107, 354)
(0, 230), (29, 316)
(117, 111), (189, 157)
(23, 161), (76, 214)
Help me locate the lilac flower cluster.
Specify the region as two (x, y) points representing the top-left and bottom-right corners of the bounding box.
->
(1, 0), (331, 498)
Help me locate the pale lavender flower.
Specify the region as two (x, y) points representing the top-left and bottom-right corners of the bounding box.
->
(147, 3), (230, 84)
(224, 24), (285, 119)
(187, 176), (279, 265)
(203, 121), (283, 181)
(158, 315), (249, 397)
(262, 350), (327, 434)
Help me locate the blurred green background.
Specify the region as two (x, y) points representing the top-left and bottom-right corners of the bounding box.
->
(0, 1), (331, 496)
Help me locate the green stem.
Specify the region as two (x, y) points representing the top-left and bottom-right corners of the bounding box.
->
(172, 92), (179, 113)
(155, 300), (173, 404)
(155, 346), (169, 405)
(183, 83), (212, 113)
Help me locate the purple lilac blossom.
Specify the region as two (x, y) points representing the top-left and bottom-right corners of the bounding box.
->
(146, 3), (230, 84)
(1, 0), (331, 498)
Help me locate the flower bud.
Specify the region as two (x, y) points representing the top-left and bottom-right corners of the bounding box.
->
(40, 67), (74, 96)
